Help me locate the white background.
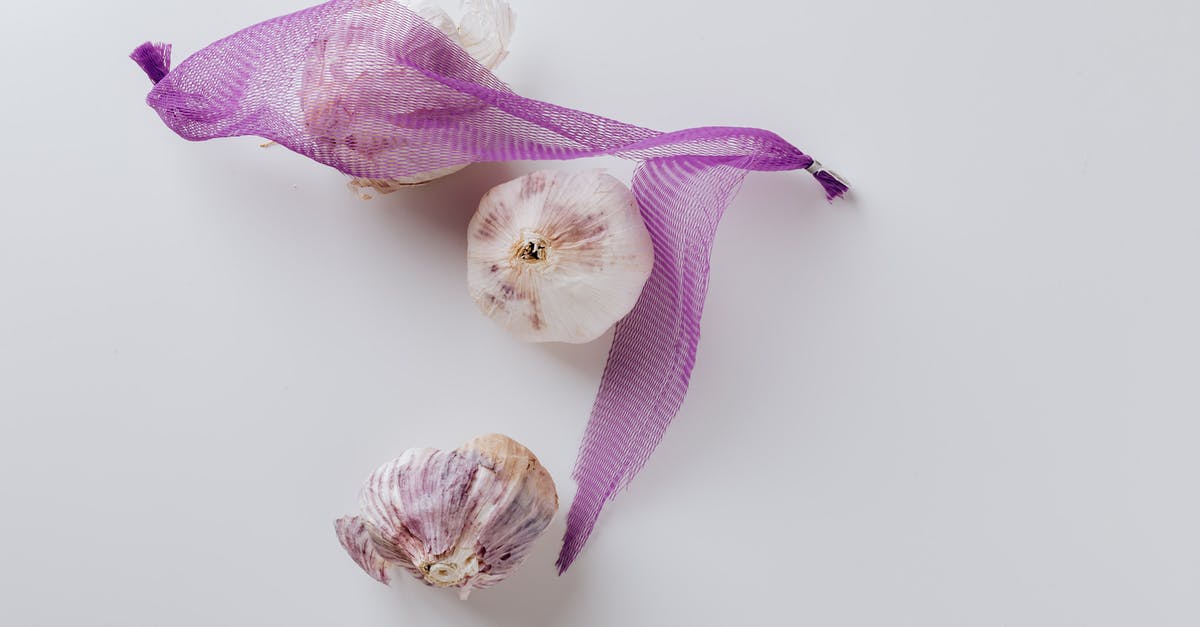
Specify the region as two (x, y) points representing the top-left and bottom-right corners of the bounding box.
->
(1, 0), (1197, 625)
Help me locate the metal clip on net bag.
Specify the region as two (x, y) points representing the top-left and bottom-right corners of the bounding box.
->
(131, 0), (848, 573)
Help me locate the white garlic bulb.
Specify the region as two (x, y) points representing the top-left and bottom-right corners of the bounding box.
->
(299, 0), (515, 195)
(335, 434), (557, 599)
(467, 169), (655, 343)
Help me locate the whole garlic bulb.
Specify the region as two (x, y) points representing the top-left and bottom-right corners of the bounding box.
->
(335, 434), (557, 599)
(299, 0), (515, 195)
(468, 170), (655, 343)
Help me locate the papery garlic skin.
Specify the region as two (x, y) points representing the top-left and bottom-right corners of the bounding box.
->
(335, 434), (557, 599)
(442, 0), (513, 70)
(300, 0), (515, 194)
(467, 170), (655, 343)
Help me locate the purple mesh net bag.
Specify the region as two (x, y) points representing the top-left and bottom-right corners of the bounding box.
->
(131, 0), (848, 573)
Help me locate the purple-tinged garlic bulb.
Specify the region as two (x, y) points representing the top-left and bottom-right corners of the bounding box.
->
(467, 170), (655, 343)
(335, 434), (557, 599)
(300, 0), (515, 195)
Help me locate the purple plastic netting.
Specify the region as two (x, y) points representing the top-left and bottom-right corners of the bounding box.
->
(131, 0), (847, 573)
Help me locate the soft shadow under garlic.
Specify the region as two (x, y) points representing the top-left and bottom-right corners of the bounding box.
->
(520, 327), (613, 379)
(364, 161), (531, 238)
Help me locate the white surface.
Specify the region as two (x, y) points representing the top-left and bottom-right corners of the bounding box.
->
(1, 1), (1198, 625)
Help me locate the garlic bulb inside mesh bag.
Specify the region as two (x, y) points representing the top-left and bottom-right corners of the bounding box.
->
(335, 434), (557, 599)
(468, 169), (655, 343)
(300, 0), (514, 194)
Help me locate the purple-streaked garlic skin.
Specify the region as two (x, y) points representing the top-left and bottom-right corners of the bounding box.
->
(299, 0), (515, 194)
(335, 434), (557, 598)
(335, 515), (392, 583)
(467, 169), (655, 343)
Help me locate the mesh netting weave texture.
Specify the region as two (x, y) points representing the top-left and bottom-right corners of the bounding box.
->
(132, 0), (846, 573)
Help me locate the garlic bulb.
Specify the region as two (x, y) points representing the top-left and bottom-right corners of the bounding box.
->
(467, 170), (655, 343)
(299, 0), (515, 195)
(335, 434), (557, 599)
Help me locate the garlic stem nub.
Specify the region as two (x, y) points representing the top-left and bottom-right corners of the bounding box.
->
(516, 234), (550, 263)
(426, 562), (459, 585)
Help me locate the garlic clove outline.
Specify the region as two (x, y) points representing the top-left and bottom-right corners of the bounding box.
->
(299, 0), (516, 195)
(335, 434), (557, 598)
(467, 169), (655, 344)
(453, 0), (515, 69)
